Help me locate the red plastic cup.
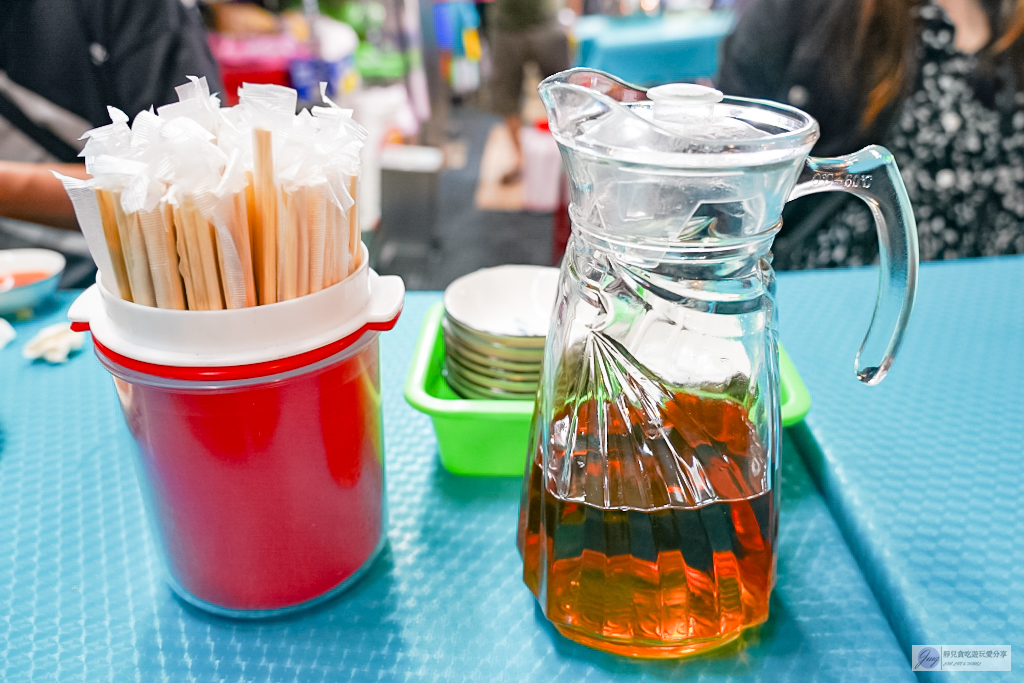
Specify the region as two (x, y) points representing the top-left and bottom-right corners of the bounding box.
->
(69, 253), (405, 617)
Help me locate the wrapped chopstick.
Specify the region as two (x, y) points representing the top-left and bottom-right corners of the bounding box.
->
(60, 78), (367, 311)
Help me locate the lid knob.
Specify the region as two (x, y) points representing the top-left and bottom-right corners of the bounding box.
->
(647, 83), (724, 105)
(647, 83), (724, 126)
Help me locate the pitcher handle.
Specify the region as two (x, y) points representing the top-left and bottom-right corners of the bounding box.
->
(789, 145), (919, 385)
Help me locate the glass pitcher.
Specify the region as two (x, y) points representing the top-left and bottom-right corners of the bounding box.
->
(517, 69), (919, 659)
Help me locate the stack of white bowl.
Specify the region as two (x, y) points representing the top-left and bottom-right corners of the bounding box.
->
(442, 265), (559, 400)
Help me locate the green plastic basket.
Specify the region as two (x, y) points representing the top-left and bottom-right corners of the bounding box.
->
(405, 302), (812, 477)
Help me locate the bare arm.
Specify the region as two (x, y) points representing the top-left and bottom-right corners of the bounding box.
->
(934, 0), (990, 54)
(0, 161), (89, 230)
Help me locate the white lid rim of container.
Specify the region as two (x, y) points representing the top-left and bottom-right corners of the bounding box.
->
(68, 244), (406, 368)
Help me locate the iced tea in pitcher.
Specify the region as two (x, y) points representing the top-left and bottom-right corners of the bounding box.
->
(518, 309), (779, 657)
(519, 390), (776, 657)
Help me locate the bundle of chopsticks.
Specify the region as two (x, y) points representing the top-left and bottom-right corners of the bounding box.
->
(57, 78), (366, 310)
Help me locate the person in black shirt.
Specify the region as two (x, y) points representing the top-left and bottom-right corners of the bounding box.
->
(718, 0), (1024, 268)
(0, 0), (222, 286)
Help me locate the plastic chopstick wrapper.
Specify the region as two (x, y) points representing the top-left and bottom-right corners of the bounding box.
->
(57, 77), (366, 310)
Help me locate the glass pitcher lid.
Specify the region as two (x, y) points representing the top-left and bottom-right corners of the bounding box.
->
(540, 69), (820, 169)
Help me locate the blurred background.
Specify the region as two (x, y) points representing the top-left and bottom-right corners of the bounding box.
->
(5, 0), (1022, 289)
(189, 0), (742, 289)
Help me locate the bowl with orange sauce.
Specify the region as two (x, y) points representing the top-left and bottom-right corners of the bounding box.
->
(0, 249), (66, 316)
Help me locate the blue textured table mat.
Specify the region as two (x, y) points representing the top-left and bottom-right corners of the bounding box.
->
(777, 256), (1024, 682)
(0, 290), (913, 682)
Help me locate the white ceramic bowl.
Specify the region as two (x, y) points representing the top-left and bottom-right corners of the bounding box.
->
(444, 336), (543, 372)
(442, 318), (545, 363)
(447, 315), (547, 349)
(443, 265), (559, 340)
(445, 354), (539, 393)
(0, 249), (65, 316)
(446, 346), (541, 381)
(442, 365), (537, 400)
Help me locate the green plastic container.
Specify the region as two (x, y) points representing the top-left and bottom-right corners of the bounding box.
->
(405, 302), (812, 477)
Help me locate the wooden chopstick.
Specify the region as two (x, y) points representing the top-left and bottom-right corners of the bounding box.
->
(252, 128), (277, 305)
(170, 204), (198, 310)
(113, 191), (156, 306)
(347, 175), (360, 276)
(138, 207), (186, 310)
(93, 188), (134, 301)
(307, 183), (326, 293)
(174, 203), (210, 310)
(232, 190), (258, 307)
(295, 186), (310, 298)
(186, 198), (224, 310)
(278, 188), (299, 302)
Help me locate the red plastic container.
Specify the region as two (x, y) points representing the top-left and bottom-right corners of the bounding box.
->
(69, 254), (405, 617)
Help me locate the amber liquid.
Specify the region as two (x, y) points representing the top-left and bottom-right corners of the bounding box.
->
(519, 393), (776, 658)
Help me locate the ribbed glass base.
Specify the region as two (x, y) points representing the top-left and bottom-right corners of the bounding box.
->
(554, 623), (747, 659)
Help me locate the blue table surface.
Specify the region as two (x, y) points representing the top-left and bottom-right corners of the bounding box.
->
(573, 12), (735, 85)
(776, 256), (1024, 683)
(0, 272), (967, 682)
